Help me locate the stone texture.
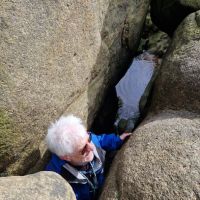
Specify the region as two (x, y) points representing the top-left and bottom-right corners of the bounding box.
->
(150, 0), (200, 36)
(138, 12), (171, 57)
(151, 11), (200, 113)
(0, 171), (76, 200)
(100, 110), (200, 200)
(100, 10), (200, 200)
(0, 0), (149, 175)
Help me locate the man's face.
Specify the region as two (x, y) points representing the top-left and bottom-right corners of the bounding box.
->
(63, 133), (95, 166)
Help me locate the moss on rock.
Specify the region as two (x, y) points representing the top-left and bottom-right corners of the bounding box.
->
(0, 110), (21, 173)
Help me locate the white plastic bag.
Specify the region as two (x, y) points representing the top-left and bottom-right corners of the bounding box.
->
(115, 52), (157, 132)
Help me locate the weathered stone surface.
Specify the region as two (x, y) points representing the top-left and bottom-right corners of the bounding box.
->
(0, 0), (149, 175)
(100, 110), (200, 200)
(0, 171), (76, 200)
(100, 10), (200, 200)
(151, 11), (200, 113)
(138, 12), (171, 57)
(150, 0), (200, 36)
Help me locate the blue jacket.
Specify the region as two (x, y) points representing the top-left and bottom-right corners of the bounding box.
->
(46, 133), (123, 200)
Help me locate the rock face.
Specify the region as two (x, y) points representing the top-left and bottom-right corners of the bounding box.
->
(0, 171), (76, 200)
(0, 0), (149, 175)
(138, 12), (171, 57)
(151, 11), (200, 113)
(150, 0), (200, 36)
(100, 111), (200, 200)
(100, 11), (200, 200)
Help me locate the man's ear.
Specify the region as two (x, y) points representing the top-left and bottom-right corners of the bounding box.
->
(60, 155), (71, 161)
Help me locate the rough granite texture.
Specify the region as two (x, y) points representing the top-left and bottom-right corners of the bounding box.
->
(0, 0), (149, 175)
(0, 171), (76, 200)
(151, 11), (200, 113)
(100, 10), (200, 200)
(179, 0), (200, 8)
(100, 110), (200, 200)
(138, 12), (171, 57)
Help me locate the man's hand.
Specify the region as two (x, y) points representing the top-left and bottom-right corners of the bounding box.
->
(120, 132), (132, 141)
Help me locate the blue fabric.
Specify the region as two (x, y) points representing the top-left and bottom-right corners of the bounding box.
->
(45, 133), (123, 200)
(70, 168), (105, 200)
(90, 133), (123, 151)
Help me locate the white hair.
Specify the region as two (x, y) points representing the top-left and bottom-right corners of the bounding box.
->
(45, 115), (87, 157)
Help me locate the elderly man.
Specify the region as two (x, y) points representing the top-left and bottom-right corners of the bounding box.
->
(45, 115), (130, 200)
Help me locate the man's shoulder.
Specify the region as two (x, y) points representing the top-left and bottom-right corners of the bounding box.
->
(90, 132), (101, 148)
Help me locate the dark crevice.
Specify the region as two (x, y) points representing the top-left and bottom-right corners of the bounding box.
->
(90, 68), (157, 136)
(90, 57), (133, 134)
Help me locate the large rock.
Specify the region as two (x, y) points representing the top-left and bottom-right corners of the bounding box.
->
(151, 10), (200, 113)
(100, 110), (200, 200)
(0, 171), (76, 200)
(0, 0), (149, 175)
(150, 0), (200, 36)
(100, 10), (200, 200)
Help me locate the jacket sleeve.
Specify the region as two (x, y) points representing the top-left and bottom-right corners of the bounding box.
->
(93, 133), (123, 151)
